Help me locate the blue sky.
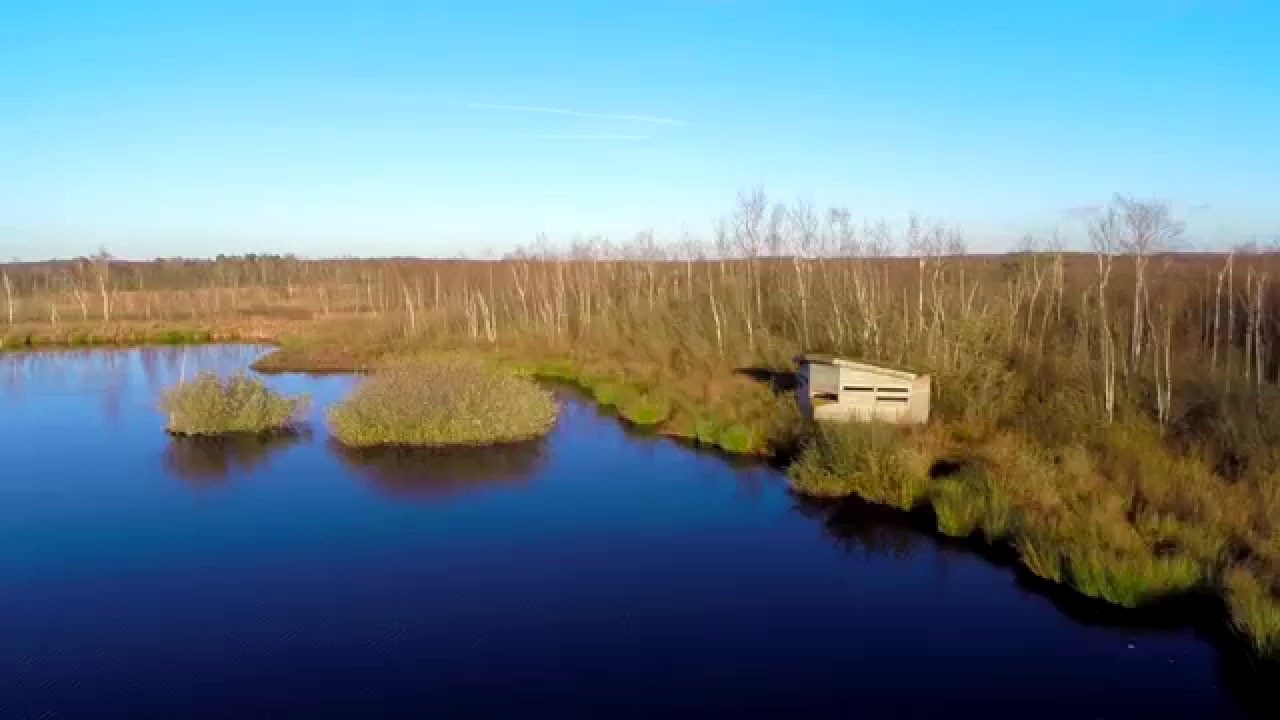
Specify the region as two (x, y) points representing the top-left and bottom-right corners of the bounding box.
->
(2, 0), (1278, 259)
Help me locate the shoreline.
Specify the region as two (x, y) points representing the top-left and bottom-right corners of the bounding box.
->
(3, 331), (1278, 668)
(253, 341), (1280, 670)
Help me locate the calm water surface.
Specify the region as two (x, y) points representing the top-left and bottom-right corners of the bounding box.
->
(0, 346), (1272, 719)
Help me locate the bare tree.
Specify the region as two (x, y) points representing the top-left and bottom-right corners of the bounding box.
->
(1118, 196), (1183, 367)
(1090, 205), (1122, 422)
(2, 271), (12, 325)
(1211, 252), (1231, 375)
(92, 248), (112, 323)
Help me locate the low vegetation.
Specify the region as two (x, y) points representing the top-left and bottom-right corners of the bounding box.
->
(328, 357), (558, 447)
(1227, 567), (1280, 658)
(789, 419), (1227, 610)
(160, 372), (309, 436)
(788, 422), (928, 510)
(4, 192), (1280, 661)
(0, 323), (235, 350)
(930, 469), (988, 538)
(511, 356), (798, 455)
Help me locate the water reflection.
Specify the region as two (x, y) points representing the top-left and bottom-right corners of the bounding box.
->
(333, 440), (547, 503)
(1, 345), (269, 409)
(797, 491), (1279, 715)
(804, 493), (1224, 628)
(164, 432), (304, 486)
(795, 494), (932, 560)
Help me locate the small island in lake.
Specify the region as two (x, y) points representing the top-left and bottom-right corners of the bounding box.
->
(160, 371), (310, 437)
(328, 357), (559, 448)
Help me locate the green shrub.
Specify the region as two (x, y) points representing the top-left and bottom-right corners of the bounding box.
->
(591, 381), (633, 408)
(929, 461), (1015, 541)
(1016, 534), (1066, 583)
(620, 394), (672, 426)
(931, 474), (986, 538)
(1226, 567), (1280, 657)
(717, 424), (758, 454)
(329, 357), (559, 447)
(1063, 543), (1204, 607)
(694, 416), (721, 446)
(982, 485), (1015, 542)
(788, 422), (926, 510)
(161, 372), (308, 436)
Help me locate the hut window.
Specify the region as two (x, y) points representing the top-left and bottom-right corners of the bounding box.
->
(876, 386), (909, 394)
(876, 396), (909, 404)
(842, 386), (874, 393)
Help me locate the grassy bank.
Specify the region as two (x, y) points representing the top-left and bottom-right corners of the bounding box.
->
(20, 312), (1280, 663)
(788, 417), (1280, 656)
(507, 356), (802, 456)
(328, 356), (559, 447)
(4, 194), (1279, 661)
(160, 372), (309, 436)
(0, 322), (245, 350)
(259, 338), (1280, 664)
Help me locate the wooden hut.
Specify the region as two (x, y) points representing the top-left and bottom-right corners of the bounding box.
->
(794, 354), (931, 425)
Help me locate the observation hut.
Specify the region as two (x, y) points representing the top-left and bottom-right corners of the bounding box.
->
(794, 354), (931, 425)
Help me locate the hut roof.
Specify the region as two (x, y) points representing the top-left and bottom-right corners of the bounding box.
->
(794, 354), (921, 381)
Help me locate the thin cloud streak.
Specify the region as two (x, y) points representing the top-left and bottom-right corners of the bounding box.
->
(519, 133), (651, 141)
(468, 102), (682, 126)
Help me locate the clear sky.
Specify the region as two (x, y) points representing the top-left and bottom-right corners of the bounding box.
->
(2, 0), (1278, 259)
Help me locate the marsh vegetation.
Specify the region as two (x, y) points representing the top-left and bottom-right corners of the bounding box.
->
(328, 357), (558, 447)
(5, 192), (1280, 659)
(160, 372), (309, 436)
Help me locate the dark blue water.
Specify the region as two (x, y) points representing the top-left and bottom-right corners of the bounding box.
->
(0, 346), (1271, 719)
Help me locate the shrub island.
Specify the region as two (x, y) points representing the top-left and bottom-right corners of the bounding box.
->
(160, 371), (310, 436)
(328, 357), (559, 447)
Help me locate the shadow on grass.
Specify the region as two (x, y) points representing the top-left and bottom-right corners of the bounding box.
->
(733, 366), (799, 393)
(331, 438), (548, 503)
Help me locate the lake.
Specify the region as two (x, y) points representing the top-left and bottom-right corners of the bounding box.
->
(0, 346), (1272, 719)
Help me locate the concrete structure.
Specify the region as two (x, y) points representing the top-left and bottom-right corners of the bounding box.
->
(794, 354), (931, 425)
